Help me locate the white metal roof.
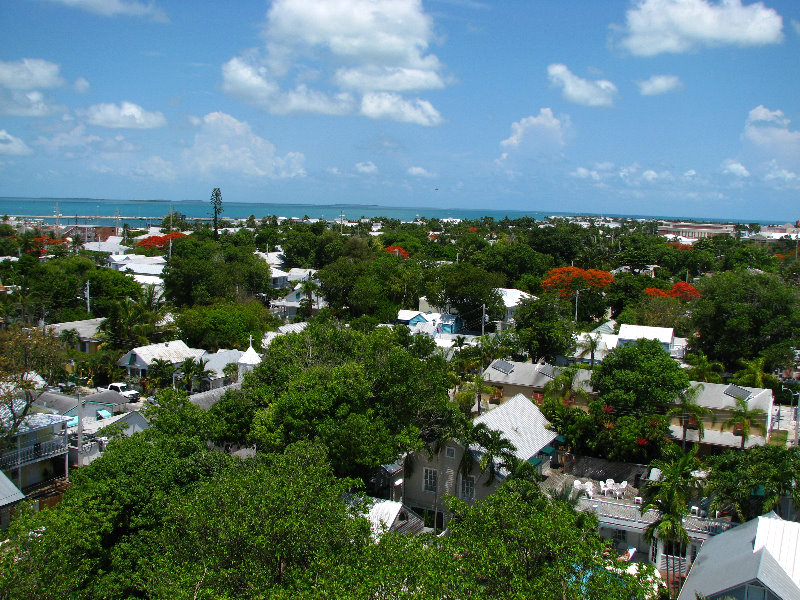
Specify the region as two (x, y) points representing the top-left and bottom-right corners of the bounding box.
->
(119, 340), (204, 368)
(618, 324), (674, 345)
(238, 345), (261, 365)
(497, 288), (535, 308)
(473, 393), (558, 462)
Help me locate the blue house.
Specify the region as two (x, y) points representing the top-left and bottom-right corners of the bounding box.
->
(397, 310), (429, 327)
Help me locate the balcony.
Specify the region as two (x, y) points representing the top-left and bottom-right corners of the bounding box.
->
(0, 438), (68, 470)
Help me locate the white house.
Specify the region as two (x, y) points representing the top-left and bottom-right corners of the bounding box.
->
(118, 340), (205, 378)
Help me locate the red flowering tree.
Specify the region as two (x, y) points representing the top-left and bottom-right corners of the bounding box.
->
(137, 231), (187, 250)
(644, 282), (700, 301)
(383, 245), (410, 259)
(541, 266), (614, 298)
(30, 236), (67, 256)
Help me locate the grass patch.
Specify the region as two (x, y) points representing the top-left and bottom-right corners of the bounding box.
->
(768, 430), (788, 446)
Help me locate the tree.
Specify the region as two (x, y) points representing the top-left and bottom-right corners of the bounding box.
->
(543, 365), (590, 407)
(690, 270), (800, 369)
(685, 352), (724, 384)
(426, 262), (504, 331)
(514, 293), (576, 363)
(576, 333), (601, 368)
(723, 396), (767, 450)
(541, 266), (614, 322)
(210, 187), (223, 240)
(473, 423), (517, 485)
(176, 300), (277, 351)
(667, 384), (714, 450)
(732, 356), (779, 389)
(591, 338), (690, 417)
(147, 358), (175, 390)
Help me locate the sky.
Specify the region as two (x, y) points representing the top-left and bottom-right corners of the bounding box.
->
(1, 0), (799, 221)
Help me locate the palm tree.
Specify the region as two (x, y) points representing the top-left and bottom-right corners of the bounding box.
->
(733, 356), (778, 389)
(642, 486), (690, 598)
(723, 396), (767, 450)
(576, 333), (601, 368)
(473, 423), (517, 486)
(667, 384), (714, 450)
(147, 358), (175, 390)
(543, 365), (590, 407)
(455, 372), (496, 415)
(685, 352), (724, 384)
(299, 279), (320, 318)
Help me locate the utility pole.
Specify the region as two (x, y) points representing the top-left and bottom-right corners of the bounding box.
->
(481, 303), (486, 336)
(84, 279), (90, 313)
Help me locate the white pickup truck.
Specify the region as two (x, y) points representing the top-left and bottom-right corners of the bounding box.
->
(98, 382), (140, 402)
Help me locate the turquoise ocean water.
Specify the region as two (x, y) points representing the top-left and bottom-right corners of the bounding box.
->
(0, 196), (763, 227)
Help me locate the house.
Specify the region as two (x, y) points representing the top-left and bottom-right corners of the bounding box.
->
(34, 389), (131, 418)
(364, 498), (424, 538)
(0, 397), (71, 493)
(569, 323), (688, 364)
(403, 394), (559, 528)
(69, 410), (150, 467)
(0, 470), (25, 529)
(677, 511), (800, 600)
(118, 340), (205, 379)
(48, 317), (105, 354)
(270, 283), (327, 320)
(481, 359), (591, 404)
(497, 288), (534, 326)
(269, 268), (289, 289)
(397, 310), (429, 327)
(668, 382), (774, 449)
(202, 349), (244, 390)
(262, 322), (309, 348)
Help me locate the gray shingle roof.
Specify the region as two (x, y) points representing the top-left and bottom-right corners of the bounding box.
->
(0, 470), (24, 507)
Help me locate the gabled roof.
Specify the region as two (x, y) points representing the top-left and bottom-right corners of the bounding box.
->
(686, 381), (773, 413)
(473, 393), (558, 462)
(678, 512), (800, 600)
(397, 310), (425, 322)
(0, 470), (24, 508)
(202, 349), (243, 379)
(238, 345), (261, 366)
(497, 288), (535, 308)
(482, 359), (558, 390)
(118, 340), (204, 368)
(47, 317), (105, 341)
(0, 397), (71, 435)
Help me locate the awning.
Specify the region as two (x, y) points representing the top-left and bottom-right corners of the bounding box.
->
(527, 457), (543, 466)
(539, 445), (555, 456)
(555, 435), (566, 444)
(97, 409), (112, 419)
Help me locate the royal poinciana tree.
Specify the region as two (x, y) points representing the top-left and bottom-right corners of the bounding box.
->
(541, 266), (614, 322)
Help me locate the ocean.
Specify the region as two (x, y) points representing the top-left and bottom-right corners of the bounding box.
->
(0, 196), (766, 227)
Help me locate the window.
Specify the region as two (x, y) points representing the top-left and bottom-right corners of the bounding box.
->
(461, 476), (475, 501)
(445, 446), (455, 458)
(423, 468), (437, 493)
(613, 529), (627, 546)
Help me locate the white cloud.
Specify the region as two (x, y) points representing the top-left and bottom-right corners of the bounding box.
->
(407, 165), (434, 178)
(0, 90), (58, 116)
(637, 74), (682, 95)
(0, 58), (64, 90)
(355, 161), (378, 174)
(0, 130), (33, 156)
(547, 64), (617, 107)
(131, 156), (176, 180)
(44, 0), (168, 22)
(360, 92), (442, 126)
(73, 77), (90, 93)
(183, 111), (305, 178)
(85, 102), (167, 129)
(743, 105), (800, 165)
(763, 161), (798, 186)
(793, 19), (800, 35)
(222, 0), (446, 124)
(722, 158), (750, 177)
(500, 108), (571, 150)
(619, 0), (784, 56)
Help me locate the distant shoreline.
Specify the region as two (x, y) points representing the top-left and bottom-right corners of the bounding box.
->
(0, 196), (788, 226)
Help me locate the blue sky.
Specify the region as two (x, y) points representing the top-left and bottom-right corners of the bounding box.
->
(1, 0), (799, 221)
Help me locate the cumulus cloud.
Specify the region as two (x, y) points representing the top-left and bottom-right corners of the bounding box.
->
(547, 64), (617, 107)
(722, 158), (750, 177)
(73, 77), (90, 93)
(637, 74), (682, 95)
(355, 161), (378, 174)
(0, 58), (64, 90)
(85, 101), (167, 129)
(35, 125), (102, 154)
(0, 130), (33, 156)
(407, 165), (434, 178)
(743, 105), (800, 165)
(44, 0), (168, 22)
(360, 92), (442, 126)
(183, 111), (305, 178)
(222, 0), (446, 124)
(619, 0), (784, 56)
(500, 108), (571, 151)
(0, 90), (58, 116)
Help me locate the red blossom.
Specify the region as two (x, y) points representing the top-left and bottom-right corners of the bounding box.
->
(644, 287), (669, 297)
(541, 266), (614, 298)
(636, 438), (648, 446)
(137, 231), (187, 249)
(383, 245), (410, 259)
(602, 405), (614, 413)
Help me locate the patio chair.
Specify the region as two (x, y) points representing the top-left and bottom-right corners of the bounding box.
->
(606, 478), (615, 487)
(599, 481), (608, 495)
(572, 479), (583, 492)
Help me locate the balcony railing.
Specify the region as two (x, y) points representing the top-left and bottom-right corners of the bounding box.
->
(0, 438), (68, 469)
(578, 497), (736, 537)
